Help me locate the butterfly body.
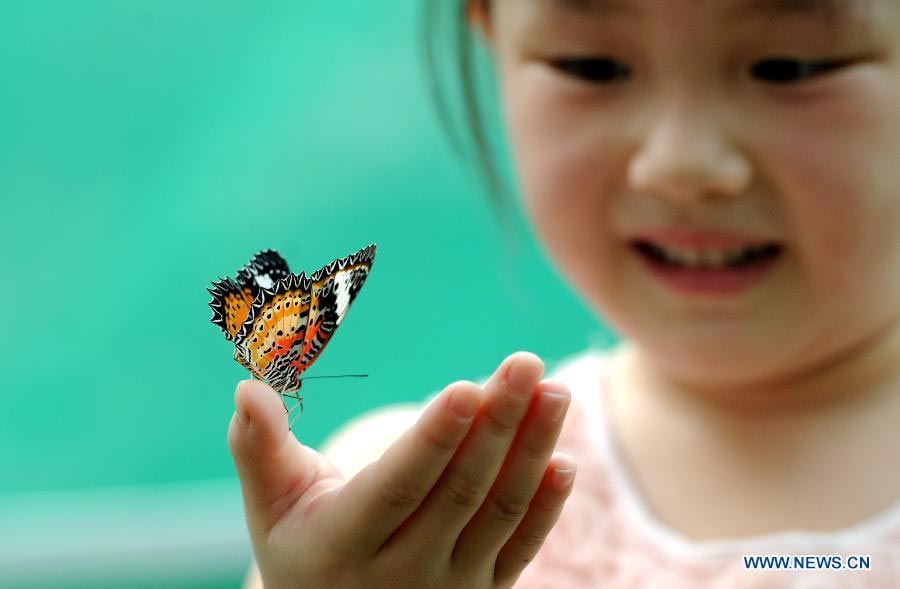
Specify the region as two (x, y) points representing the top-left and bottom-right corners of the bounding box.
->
(209, 244), (375, 392)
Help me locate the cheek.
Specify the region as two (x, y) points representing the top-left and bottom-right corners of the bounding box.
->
(756, 84), (900, 294)
(501, 71), (623, 289)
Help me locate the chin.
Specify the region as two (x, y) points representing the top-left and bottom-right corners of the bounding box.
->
(624, 323), (797, 391)
(656, 342), (800, 394)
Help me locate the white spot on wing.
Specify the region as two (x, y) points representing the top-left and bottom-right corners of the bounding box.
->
(255, 275), (274, 289)
(334, 271), (352, 324)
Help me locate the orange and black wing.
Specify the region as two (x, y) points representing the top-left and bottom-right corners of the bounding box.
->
(232, 272), (313, 392)
(297, 243), (376, 374)
(208, 249), (290, 342)
(209, 245), (374, 393)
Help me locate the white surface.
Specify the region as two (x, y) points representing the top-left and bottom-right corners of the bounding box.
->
(0, 479), (251, 587)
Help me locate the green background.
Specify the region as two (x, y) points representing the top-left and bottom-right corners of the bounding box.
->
(0, 1), (615, 587)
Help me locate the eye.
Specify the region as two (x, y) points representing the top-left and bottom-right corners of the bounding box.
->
(750, 58), (847, 83)
(551, 57), (632, 84)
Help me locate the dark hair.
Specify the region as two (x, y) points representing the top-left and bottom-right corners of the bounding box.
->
(419, 0), (512, 228)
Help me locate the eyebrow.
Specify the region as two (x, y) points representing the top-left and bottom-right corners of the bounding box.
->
(540, 0), (857, 17)
(537, 0), (634, 17)
(733, 0), (856, 17)
(532, 0), (637, 17)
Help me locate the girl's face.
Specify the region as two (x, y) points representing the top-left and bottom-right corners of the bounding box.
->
(480, 0), (900, 390)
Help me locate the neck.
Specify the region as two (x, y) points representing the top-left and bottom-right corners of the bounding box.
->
(607, 322), (900, 538)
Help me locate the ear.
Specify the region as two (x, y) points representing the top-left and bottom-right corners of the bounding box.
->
(466, 0), (496, 48)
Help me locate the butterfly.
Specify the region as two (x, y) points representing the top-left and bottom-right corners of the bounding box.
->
(208, 244), (375, 419)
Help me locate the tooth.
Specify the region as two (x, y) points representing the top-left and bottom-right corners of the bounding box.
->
(656, 245), (682, 264)
(701, 250), (728, 267)
(657, 246), (754, 267)
(648, 243), (777, 267)
(673, 251), (692, 265)
(689, 250), (705, 265)
(656, 245), (689, 265)
(669, 247), (697, 265)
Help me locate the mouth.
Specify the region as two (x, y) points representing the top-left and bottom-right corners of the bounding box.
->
(630, 240), (784, 270)
(628, 238), (785, 296)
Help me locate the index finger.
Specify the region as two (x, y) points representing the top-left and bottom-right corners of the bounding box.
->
(330, 380), (482, 553)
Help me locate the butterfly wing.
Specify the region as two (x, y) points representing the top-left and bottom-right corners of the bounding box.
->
(209, 245), (374, 393)
(208, 249), (291, 342)
(297, 243), (376, 374)
(236, 249), (290, 291)
(208, 276), (255, 342)
(233, 272), (313, 392)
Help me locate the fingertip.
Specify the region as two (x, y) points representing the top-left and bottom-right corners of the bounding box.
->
(227, 411), (241, 447)
(501, 351), (545, 392)
(236, 379), (282, 424)
(228, 384), (253, 456)
(446, 381), (482, 419)
(234, 381), (251, 425)
(508, 350), (545, 373)
(230, 379), (291, 456)
(550, 451), (576, 470)
(538, 379), (570, 396)
(549, 452), (577, 489)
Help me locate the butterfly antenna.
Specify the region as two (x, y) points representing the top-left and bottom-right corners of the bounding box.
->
(299, 373), (368, 381)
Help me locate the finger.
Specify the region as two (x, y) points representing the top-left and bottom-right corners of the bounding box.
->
(388, 351), (545, 554)
(227, 379), (341, 537)
(330, 380), (482, 552)
(493, 453), (577, 587)
(451, 379), (570, 567)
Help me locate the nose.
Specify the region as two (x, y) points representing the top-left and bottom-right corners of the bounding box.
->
(627, 103), (752, 203)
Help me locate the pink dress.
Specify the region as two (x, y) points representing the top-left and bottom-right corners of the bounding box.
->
(515, 349), (900, 588)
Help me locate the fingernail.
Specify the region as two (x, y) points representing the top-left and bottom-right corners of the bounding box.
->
(536, 380), (570, 422)
(539, 379), (568, 396)
(552, 467), (576, 488)
(505, 353), (543, 395)
(234, 381), (251, 425)
(536, 391), (569, 422)
(449, 386), (480, 419)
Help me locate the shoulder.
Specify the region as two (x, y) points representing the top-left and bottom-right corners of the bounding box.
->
(320, 402), (425, 479)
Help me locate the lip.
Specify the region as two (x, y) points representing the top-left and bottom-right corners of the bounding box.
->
(629, 228), (782, 250)
(628, 229), (785, 297)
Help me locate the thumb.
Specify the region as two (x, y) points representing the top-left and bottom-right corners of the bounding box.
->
(227, 379), (340, 534)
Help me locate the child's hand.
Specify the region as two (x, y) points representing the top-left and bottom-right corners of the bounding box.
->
(228, 351), (576, 589)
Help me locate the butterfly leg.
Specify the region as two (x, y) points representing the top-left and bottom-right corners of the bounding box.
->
(277, 384), (306, 430)
(277, 383), (291, 429)
(278, 390), (304, 430)
(288, 396), (304, 430)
